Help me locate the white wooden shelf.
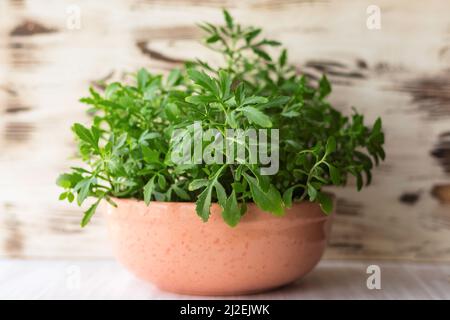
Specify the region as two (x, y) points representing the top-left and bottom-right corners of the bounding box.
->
(1, 259), (449, 299)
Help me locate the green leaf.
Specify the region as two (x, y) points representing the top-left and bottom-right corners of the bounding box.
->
(196, 183), (213, 222)
(81, 198), (101, 227)
(282, 184), (304, 208)
(241, 96), (268, 107)
(67, 192), (75, 203)
(244, 173), (284, 216)
(259, 96), (290, 109)
(165, 102), (180, 121)
(252, 48), (272, 61)
(214, 181), (227, 207)
(372, 117), (382, 135)
(143, 176), (156, 205)
(189, 179), (209, 191)
(56, 173), (80, 189)
(195, 165), (227, 222)
(245, 28), (261, 43)
(239, 106), (272, 128)
(307, 183), (317, 201)
(356, 171), (363, 191)
(218, 70), (232, 100)
(173, 185), (191, 200)
(72, 123), (98, 150)
(281, 110), (300, 118)
(319, 75), (331, 98)
(187, 69), (219, 96)
(74, 177), (95, 205)
(223, 9), (234, 29)
(326, 136), (336, 155)
(137, 68), (150, 90)
(328, 164), (341, 185)
(221, 191), (241, 227)
(259, 39), (281, 46)
(167, 69), (181, 86)
(226, 111), (238, 128)
(279, 49), (287, 67)
(185, 94), (216, 105)
(142, 146), (160, 164)
(206, 34), (221, 43)
(282, 187), (294, 208)
(157, 175), (167, 189)
(105, 82), (121, 99)
(317, 192), (333, 215)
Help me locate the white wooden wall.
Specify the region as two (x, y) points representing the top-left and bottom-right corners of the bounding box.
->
(1, 0), (449, 260)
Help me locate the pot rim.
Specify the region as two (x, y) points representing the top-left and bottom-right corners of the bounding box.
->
(107, 192), (336, 206)
(104, 193), (335, 224)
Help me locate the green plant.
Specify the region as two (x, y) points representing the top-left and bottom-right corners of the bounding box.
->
(57, 10), (385, 227)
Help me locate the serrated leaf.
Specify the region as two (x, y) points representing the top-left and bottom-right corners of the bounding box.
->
(143, 176), (155, 205)
(142, 146), (160, 164)
(72, 123), (98, 150)
(244, 173), (284, 216)
(214, 181), (227, 207)
(81, 198), (101, 227)
(173, 185), (191, 200)
(74, 177), (95, 205)
(221, 190), (241, 227)
(187, 69), (218, 96)
(240, 106), (272, 128)
(196, 183), (213, 221)
(189, 179), (209, 191)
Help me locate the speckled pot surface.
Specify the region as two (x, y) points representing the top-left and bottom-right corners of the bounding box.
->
(103, 198), (334, 296)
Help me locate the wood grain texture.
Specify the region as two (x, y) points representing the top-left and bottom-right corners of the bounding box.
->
(1, 259), (449, 299)
(1, 0), (450, 260)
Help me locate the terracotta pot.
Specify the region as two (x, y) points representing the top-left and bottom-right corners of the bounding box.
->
(103, 197), (334, 296)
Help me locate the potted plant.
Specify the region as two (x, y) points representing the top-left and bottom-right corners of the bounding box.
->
(57, 10), (385, 295)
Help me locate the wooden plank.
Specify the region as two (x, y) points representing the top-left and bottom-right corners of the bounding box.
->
(0, 0), (450, 260)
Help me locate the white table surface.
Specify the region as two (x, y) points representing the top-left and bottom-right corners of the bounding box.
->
(0, 259), (449, 300)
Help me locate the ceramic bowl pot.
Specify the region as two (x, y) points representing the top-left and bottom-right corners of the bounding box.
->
(103, 198), (334, 296)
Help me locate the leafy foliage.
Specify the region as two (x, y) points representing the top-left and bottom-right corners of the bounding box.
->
(57, 10), (385, 227)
